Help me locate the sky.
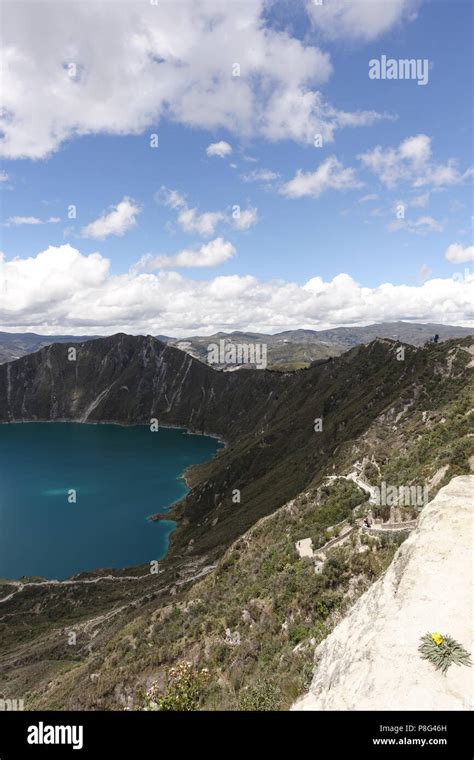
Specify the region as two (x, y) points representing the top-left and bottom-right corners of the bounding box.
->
(0, 0), (473, 336)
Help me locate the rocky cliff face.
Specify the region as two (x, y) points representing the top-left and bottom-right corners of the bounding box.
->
(293, 475), (473, 711)
(0, 333), (278, 439)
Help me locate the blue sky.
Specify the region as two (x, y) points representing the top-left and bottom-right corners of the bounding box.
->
(0, 0), (472, 335)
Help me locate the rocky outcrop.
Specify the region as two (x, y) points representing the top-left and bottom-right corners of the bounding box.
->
(293, 476), (473, 711)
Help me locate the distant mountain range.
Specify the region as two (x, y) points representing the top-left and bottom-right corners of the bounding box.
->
(0, 331), (99, 365)
(0, 322), (471, 369)
(169, 322), (473, 370)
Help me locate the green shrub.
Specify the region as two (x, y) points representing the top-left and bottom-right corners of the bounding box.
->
(239, 680), (282, 711)
(142, 662), (210, 711)
(289, 623), (308, 646)
(419, 633), (472, 675)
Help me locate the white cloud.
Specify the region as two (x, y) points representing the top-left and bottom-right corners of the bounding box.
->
(177, 208), (227, 237)
(206, 141), (232, 158)
(0, 245), (110, 315)
(388, 215), (444, 235)
(5, 215), (61, 226)
(332, 108), (396, 129)
(134, 238), (236, 271)
(399, 133), (431, 164)
(359, 135), (472, 189)
(259, 89), (391, 145)
(0, 170), (9, 182)
(81, 197), (140, 240)
(160, 186), (225, 236)
(159, 188), (187, 210)
(0, 0), (391, 159)
(369, 207), (384, 218)
(159, 186), (257, 236)
(6, 216), (43, 226)
(411, 192), (430, 208)
(411, 215), (443, 233)
(241, 168), (280, 183)
(280, 156), (363, 198)
(358, 193), (378, 203)
(232, 207), (258, 230)
(306, 0), (420, 42)
(445, 243), (474, 263)
(2, 244), (472, 334)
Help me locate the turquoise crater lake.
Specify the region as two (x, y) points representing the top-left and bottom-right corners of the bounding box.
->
(0, 422), (223, 580)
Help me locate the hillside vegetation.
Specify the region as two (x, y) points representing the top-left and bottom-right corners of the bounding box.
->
(0, 335), (472, 709)
(294, 476), (473, 711)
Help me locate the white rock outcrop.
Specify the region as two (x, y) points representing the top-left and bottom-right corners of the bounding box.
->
(293, 476), (473, 711)
(296, 538), (314, 558)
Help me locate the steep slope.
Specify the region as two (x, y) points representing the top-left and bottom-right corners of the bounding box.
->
(293, 476), (473, 711)
(0, 336), (472, 710)
(0, 333), (274, 438)
(7, 477), (400, 710)
(1, 334), (471, 559)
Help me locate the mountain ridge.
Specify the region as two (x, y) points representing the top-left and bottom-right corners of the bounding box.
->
(1, 321), (471, 368)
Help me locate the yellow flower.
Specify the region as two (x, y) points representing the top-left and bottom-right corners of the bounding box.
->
(431, 632), (444, 646)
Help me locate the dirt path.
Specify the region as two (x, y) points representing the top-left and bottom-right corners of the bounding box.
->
(325, 471), (378, 503)
(0, 573), (156, 604)
(0, 563), (218, 605)
(316, 473), (417, 556)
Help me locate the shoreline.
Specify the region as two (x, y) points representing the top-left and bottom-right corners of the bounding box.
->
(0, 417), (228, 447)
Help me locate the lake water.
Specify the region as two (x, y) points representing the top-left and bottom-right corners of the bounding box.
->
(0, 423), (222, 580)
